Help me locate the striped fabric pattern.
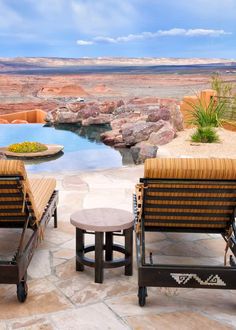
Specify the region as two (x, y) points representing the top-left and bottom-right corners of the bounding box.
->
(144, 158), (236, 180)
(0, 178), (26, 223)
(139, 158), (236, 229)
(0, 159), (27, 179)
(0, 160), (56, 225)
(28, 178), (56, 220)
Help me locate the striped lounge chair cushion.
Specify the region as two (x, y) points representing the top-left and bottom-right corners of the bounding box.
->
(0, 160), (56, 225)
(144, 158), (236, 180)
(28, 178), (56, 221)
(140, 158), (236, 229)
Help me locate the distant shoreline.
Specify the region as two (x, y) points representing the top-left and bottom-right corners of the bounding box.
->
(1, 63), (236, 76)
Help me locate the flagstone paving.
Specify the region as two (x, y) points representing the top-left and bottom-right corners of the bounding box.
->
(0, 165), (236, 329)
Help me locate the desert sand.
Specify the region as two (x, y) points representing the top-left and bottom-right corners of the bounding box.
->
(157, 127), (236, 159)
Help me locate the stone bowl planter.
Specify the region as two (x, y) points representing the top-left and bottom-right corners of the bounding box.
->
(0, 144), (64, 159)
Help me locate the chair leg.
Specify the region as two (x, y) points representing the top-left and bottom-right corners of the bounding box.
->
(76, 228), (84, 271)
(105, 232), (113, 261)
(95, 232), (104, 283)
(124, 227), (133, 276)
(53, 208), (58, 228)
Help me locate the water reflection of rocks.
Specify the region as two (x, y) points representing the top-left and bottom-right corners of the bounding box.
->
(54, 123), (111, 144)
(54, 123), (134, 165)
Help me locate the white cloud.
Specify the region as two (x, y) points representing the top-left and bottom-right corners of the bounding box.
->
(185, 29), (230, 37)
(76, 40), (94, 46)
(77, 28), (231, 45)
(158, 28), (231, 37)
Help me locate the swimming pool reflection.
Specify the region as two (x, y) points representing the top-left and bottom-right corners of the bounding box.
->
(0, 123), (132, 173)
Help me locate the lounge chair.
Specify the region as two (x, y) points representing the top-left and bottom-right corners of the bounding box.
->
(0, 160), (58, 302)
(134, 158), (236, 306)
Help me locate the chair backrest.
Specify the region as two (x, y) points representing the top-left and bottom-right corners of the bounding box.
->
(0, 160), (39, 228)
(139, 158), (236, 232)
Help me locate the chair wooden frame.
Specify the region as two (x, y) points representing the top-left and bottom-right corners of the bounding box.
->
(0, 174), (58, 302)
(134, 164), (236, 307)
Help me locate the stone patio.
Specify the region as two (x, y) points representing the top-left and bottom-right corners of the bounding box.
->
(0, 165), (236, 329)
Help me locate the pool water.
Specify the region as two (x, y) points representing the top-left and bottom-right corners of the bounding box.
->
(0, 124), (132, 173)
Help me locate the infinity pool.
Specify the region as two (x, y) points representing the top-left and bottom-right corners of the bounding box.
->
(0, 124), (131, 173)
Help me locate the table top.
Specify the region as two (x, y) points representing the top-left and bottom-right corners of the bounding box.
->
(70, 208), (134, 232)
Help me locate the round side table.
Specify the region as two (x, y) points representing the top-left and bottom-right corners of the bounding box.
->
(70, 208), (134, 283)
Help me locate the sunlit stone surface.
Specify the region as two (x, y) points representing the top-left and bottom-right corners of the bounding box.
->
(0, 165), (235, 329)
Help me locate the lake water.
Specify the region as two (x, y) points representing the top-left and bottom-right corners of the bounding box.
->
(0, 124), (132, 173)
(2, 63), (236, 76)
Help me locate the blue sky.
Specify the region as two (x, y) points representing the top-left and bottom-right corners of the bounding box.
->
(0, 0), (235, 59)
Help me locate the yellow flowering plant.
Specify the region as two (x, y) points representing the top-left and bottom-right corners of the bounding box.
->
(8, 141), (48, 153)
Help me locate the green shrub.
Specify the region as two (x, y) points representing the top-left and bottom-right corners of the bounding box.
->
(8, 141), (48, 153)
(187, 97), (226, 128)
(191, 127), (220, 143)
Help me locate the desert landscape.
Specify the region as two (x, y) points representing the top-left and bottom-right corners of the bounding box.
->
(1, 57), (236, 164)
(0, 57), (236, 115)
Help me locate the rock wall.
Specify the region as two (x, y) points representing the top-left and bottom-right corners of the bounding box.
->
(46, 97), (183, 163)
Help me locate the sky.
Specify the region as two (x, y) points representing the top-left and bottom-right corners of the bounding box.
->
(0, 0), (235, 59)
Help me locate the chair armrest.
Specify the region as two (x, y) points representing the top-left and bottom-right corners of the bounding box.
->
(133, 193), (138, 229)
(133, 183), (144, 234)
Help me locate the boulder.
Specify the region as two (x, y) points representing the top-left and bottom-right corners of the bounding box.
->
(111, 118), (128, 130)
(170, 104), (184, 131)
(56, 111), (79, 123)
(122, 120), (166, 146)
(50, 103), (102, 124)
(116, 99), (125, 108)
(113, 105), (135, 117)
(111, 113), (144, 130)
(67, 102), (87, 113)
(148, 122), (176, 145)
(113, 142), (126, 148)
(100, 101), (116, 114)
(147, 105), (171, 122)
(82, 114), (111, 126)
(100, 129), (123, 146)
(77, 104), (100, 119)
(130, 142), (158, 164)
(98, 100), (125, 114)
(45, 111), (55, 123)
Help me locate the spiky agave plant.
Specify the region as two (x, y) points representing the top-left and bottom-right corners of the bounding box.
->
(191, 127), (220, 143)
(187, 96), (227, 128)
